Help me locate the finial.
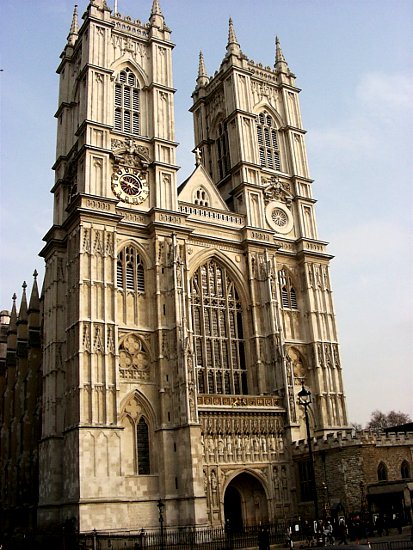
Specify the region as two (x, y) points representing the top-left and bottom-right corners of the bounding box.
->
(33, 269), (38, 280)
(22, 281), (27, 291)
(226, 17), (241, 56)
(67, 5), (79, 47)
(196, 51), (209, 88)
(12, 293), (17, 304)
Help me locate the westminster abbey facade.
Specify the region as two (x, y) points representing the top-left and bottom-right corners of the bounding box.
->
(1, 0), (353, 535)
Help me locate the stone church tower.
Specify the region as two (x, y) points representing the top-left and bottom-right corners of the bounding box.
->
(34, 0), (348, 533)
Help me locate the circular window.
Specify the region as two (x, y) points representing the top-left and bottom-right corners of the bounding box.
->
(265, 201), (293, 234)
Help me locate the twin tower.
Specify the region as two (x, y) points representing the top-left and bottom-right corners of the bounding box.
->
(9, 0), (349, 533)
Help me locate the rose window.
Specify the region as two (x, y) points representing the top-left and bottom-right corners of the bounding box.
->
(271, 208), (288, 227)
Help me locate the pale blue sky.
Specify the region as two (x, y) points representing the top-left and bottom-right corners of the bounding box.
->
(0, 0), (412, 425)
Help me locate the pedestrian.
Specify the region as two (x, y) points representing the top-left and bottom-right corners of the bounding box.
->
(258, 526), (270, 550)
(337, 519), (348, 545)
(324, 520), (334, 545)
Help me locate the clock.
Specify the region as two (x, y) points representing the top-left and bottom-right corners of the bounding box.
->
(111, 167), (149, 205)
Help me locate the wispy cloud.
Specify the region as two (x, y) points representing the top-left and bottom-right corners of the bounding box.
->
(309, 71), (413, 158)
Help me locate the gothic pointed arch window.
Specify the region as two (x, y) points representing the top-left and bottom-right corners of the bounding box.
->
(400, 460), (410, 479)
(377, 461), (388, 481)
(256, 111), (281, 171)
(190, 259), (247, 395)
(117, 245), (145, 293)
(114, 68), (140, 135)
(216, 120), (230, 180)
(278, 268), (298, 310)
(121, 393), (153, 475)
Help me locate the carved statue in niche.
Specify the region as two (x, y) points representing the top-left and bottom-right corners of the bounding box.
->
(287, 347), (306, 384)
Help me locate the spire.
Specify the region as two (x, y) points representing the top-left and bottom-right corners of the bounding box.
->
(226, 17), (241, 56)
(274, 36), (289, 74)
(196, 51), (209, 88)
(67, 4), (79, 47)
(150, 0), (164, 28)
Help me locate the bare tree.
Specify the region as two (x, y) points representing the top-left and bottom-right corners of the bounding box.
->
(366, 409), (412, 431)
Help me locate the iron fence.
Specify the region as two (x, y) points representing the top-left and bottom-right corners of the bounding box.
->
(79, 521), (292, 550)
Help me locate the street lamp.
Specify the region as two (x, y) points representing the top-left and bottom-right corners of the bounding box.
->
(298, 384), (319, 520)
(157, 499), (165, 550)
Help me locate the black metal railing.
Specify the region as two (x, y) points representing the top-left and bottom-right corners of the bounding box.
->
(79, 521), (292, 550)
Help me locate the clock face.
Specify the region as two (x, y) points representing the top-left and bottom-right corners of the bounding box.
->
(112, 168), (149, 204)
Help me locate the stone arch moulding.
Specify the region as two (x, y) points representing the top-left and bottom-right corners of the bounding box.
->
(188, 248), (250, 307)
(116, 238), (152, 270)
(119, 388), (156, 428)
(221, 467), (270, 501)
(110, 58), (149, 89)
(252, 101), (286, 130)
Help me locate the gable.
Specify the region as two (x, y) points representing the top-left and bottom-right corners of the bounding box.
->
(178, 164), (229, 211)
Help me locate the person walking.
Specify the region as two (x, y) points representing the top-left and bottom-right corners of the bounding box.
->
(337, 518), (348, 545)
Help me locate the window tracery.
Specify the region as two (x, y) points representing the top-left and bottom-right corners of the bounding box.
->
(123, 394), (151, 474)
(117, 245), (145, 292)
(114, 68), (140, 135)
(190, 260), (247, 395)
(119, 333), (150, 380)
(278, 269), (298, 310)
(256, 111), (281, 171)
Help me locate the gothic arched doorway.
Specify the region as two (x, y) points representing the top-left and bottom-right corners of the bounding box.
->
(224, 472), (268, 530)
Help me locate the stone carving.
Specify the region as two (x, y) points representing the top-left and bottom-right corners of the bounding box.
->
(119, 333), (150, 380)
(199, 412), (284, 464)
(262, 175), (292, 206)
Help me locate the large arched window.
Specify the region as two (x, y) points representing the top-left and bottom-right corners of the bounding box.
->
(117, 246), (145, 292)
(256, 112), (281, 171)
(378, 462), (388, 481)
(278, 268), (298, 310)
(114, 68), (140, 135)
(190, 260), (247, 395)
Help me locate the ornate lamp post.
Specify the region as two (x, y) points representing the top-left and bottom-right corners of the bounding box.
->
(157, 499), (165, 550)
(298, 384), (319, 520)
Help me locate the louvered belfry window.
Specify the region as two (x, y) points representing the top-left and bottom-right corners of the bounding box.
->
(191, 260), (247, 395)
(117, 246), (145, 292)
(114, 69), (140, 135)
(256, 112), (281, 170)
(278, 269), (298, 310)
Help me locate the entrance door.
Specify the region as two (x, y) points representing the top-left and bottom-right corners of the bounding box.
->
(224, 473), (268, 529)
(224, 486), (243, 532)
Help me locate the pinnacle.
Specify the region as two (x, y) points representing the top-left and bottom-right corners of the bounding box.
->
(226, 17), (241, 57)
(67, 4), (79, 47)
(196, 50), (209, 88)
